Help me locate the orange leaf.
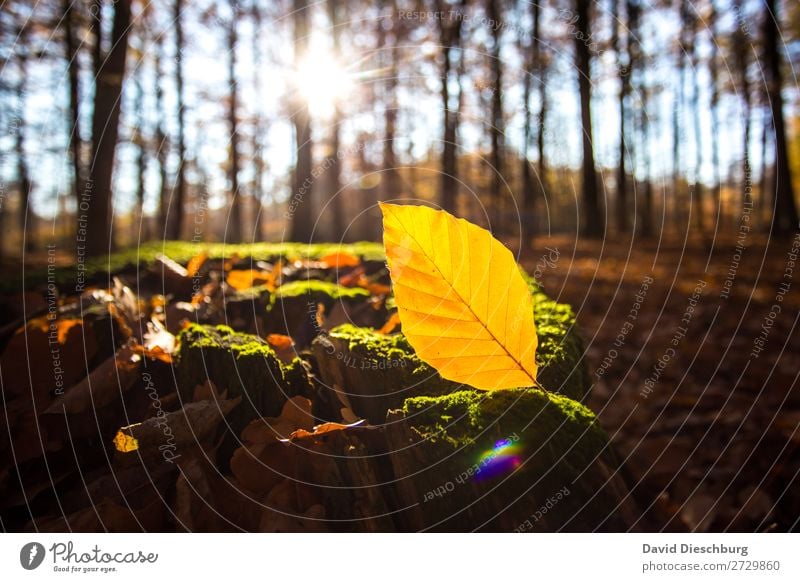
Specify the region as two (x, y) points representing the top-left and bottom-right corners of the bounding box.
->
(226, 269), (273, 291)
(377, 312), (401, 334)
(320, 251), (361, 269)
(186, 251), (208, 277)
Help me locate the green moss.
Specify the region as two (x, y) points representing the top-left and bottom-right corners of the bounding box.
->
(274, 280), (369, 302)
(7, 241), (385, 293)
(400, 388), (603, 449)
(531, 289), (590, 401)
(175, 324), (311, 427)
(389, 387), (622, 531)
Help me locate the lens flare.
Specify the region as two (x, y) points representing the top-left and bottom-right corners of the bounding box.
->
(474, 436), (523, 481)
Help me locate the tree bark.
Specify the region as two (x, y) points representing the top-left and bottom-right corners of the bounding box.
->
(326, 0), (345, 240)
(575, 0), (603, 237)
(86, 0), (132, 256)
(438, 0), (467, 214)
(382, 0), (401, 206)
(487, 0), (504, 232)
(167, 0), (187, 240)
(155, 39), (170, 239)
(289, 0), (314, 242)
(614, 0), (630, 233)
(763, 0), (799, 235)
(15, 24), (33, 251)
(227, 0), (243, 242)
(63, 0), (83, 216)
(251, 1), (266, 241)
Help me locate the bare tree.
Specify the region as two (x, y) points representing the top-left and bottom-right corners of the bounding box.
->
(575, 0), (603, 237)
(15, 21), (33, 251)
(762, 0), (798, 235)
(325, 0), (345, 239)
(289, 0), (314, 242)
(613, 0), (631, 233)
(86, 0), (132, 256)
(251, 0), (266, 241)
(167, 0), (187, 239)
(62, 0), (82, 214)
(438, 0), (468, 214)
(226, 0), (244, 242)
(731, 0), (752, 227)
(487, 0), (504, 231)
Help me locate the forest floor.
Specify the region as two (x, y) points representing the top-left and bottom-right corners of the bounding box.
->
(518, 232), (800, 531)
(1, 233), (798, 531)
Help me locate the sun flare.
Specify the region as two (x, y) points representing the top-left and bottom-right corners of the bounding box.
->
(293, 46), (354, 118)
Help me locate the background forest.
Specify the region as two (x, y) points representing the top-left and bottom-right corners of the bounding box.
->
(1, 0), (799, 257)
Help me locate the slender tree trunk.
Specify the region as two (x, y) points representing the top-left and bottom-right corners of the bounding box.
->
(251, 1), (266, 241)
(325, 0), (345, 240)
(155, 39), (169, 237)
(289, 0), (314, 242)
(382, 0), (401, 205)
(63, 0), (83, 213)
(690, 19), (704, 233)
(133, 71), (147, 242)
(167, 0), (187, 240)
(672, 0), (689, 233)
(520, 1), (535, 243)
(708, 0), (721, 230)
(732, 0), (751, 228)
(487, 0), (504, 232)
(438, 0), (466, 214)
(15, 27), (33, 251)
(763, 0), (799, 234)
(575, 0), (602, 237)
(86, 0), (132, 256)
(227, 1), (243, 242)
(615, 0), (629, 233)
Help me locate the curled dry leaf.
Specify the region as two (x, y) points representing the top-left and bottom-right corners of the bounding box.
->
(288, 419), (366, 441)
(240, 396), (314, 443)
(44, 346), (140, 415)
(266, 334), (296, 364)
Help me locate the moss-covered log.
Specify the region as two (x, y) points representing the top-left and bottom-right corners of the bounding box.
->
(383, 388), (639, 532)
(175, 324), (311, 434)
(264, 281), (371, 348)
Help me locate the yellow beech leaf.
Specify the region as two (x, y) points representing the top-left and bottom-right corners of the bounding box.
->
(380, 203), (538, 390)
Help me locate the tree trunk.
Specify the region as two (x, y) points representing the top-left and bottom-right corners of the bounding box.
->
(133, 71), (147, 242)
(438, 0), (466, 214)
(708, 0), (721, 231)
(227, 1), (243, 243)
(15, 27), (33, 251)
(167, 0), (187, 240)
(251, 1), (266, 241)
(155, 41), (170, 239)
(289, 0), (314, 242)
(732, 0), (751, 228)
(763, 0), (799, 235)
(326, 0), (345, 241)
(690, 17), (704, 233)
(63, 0), (83, 215)
(382, 0), (401, 205)
(86, 0), (132, 256)
(487, 0), (504, 233)
(615, 0), (629, 233)
(575, 0), (602, 237)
